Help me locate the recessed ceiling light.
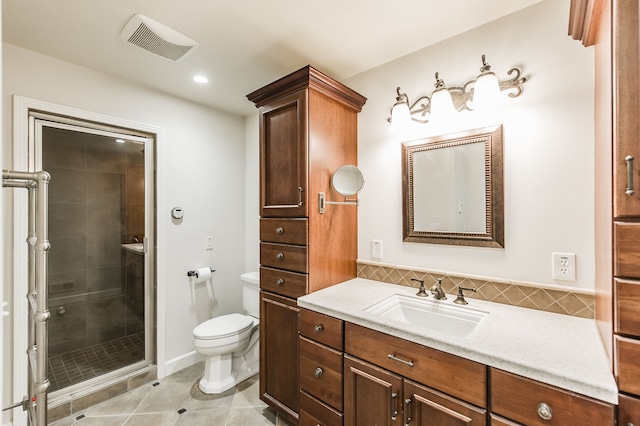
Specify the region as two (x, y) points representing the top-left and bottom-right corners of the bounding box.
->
(193, 75), (208, 84)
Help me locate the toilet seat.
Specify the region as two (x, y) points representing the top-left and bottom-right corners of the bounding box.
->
(193, 313), (254, 340)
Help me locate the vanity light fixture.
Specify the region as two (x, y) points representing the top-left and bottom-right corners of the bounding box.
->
(389, 55), (527, 130)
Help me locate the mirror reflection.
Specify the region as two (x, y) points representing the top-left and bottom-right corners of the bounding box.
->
(402, 125), (504, 248)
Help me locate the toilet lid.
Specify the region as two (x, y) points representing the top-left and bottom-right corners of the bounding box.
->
(193, 313), (254, 340)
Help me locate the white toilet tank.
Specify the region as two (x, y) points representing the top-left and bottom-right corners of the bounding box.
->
(241, 271), (260, 318)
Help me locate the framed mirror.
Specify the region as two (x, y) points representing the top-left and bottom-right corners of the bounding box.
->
(402, 125), (504, 248)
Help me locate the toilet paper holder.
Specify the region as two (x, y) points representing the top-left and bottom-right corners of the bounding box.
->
(187, 267), (216, 278)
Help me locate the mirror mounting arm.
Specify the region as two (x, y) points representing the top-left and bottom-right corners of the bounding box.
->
(318, 192), (359, 214)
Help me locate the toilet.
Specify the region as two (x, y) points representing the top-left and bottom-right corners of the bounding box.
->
(192, 271), (260, 394)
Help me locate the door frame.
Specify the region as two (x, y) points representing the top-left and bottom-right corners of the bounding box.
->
(10, 95), (166, 425)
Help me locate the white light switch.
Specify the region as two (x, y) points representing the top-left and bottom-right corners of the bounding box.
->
(205, 236), (214, 250)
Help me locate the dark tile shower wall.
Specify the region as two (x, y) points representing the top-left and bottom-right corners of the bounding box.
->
(44, 128), (145, 358)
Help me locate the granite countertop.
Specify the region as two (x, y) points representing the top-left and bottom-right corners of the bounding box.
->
(297, 278), (618, 405)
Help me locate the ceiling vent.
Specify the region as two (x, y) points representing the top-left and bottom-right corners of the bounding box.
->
(120, 14), (199, 62)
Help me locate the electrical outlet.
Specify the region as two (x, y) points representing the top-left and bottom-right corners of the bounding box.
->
(371, 240), (383, 259)
(205, 236), (214, 250)
(552, 252), (576, 281)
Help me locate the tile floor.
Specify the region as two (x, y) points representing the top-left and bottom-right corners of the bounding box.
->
(49, 332), (145, 392)
(50, 362), (293, 426)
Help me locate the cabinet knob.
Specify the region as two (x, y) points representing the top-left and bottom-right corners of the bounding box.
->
(275, 252), (284, 260)
(275, 227), (284, 234)
(313, 325), (323, 333)
(275, 278), (284, 286)
(314, 367), (324, 378)
(537, 402), (552, 420)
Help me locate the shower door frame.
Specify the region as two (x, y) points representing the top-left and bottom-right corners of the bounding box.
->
(11, 96), (166, 426)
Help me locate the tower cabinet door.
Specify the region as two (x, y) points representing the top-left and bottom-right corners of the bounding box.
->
(260, 291), (300, 424)
(259, 90), (308, 218)
(343, 355), (403, 426)
(613, 0), (640, 218)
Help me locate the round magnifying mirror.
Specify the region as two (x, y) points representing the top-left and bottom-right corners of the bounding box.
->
(331, 165), (365, 197)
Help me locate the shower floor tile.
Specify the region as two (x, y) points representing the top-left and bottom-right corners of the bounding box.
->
(48, 332), (145, 392)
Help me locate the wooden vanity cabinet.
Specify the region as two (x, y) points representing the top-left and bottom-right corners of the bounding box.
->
(248, 65), (366, 425)
(344, 323), (487, 426)
(574, 0), (640, 422)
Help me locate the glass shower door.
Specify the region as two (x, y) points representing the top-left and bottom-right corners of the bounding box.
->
(34, 118), (152, 393)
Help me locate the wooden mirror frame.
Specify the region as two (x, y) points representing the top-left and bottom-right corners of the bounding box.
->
(402, 125), (504, 248)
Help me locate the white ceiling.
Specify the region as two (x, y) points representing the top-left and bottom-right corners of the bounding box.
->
(3, 0), (543, 117)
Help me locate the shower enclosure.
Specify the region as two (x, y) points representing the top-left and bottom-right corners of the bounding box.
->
(32, 115), (155, 394)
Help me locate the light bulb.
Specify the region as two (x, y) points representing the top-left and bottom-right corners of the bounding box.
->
(473, 55), (501, 110)
(390, 101), (412, 132)
(430, 87), (457, 123)
(473, 71), (500, 110)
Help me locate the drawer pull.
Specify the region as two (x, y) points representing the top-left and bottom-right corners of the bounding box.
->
(275, 252), (284, 260)
(275, 278), (284, 286)
(275, 227), (284, 234)
(314, 367), (324, 378)
(391, 392), (398, 420)
(405, 398), (412, 425)
(313, 324), (323, 333)
(626, 155), (635, 196)
(537, 402), (552, 420)
(388, 353), (414, 367)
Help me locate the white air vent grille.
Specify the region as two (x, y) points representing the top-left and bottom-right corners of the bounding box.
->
(120, 14), (199, 62)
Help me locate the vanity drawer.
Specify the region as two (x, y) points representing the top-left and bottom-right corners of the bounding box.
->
(616, 335), (640, 396)
(260, 242), (308, 273)
(299, 309), (343, 351)
(260, 218), (308, 245)
(614, 222), (640, 278)
(260, 266), (308, 299)
(344, 322), (486, 408)
(300, 391), (343, 426)
(300, 337), (343, 411)
(491, 368), (615, 425)
(619, 394), (640, 426)
(615, 278), (640, 336)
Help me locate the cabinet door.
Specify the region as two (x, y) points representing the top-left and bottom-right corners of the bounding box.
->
(404, 380), (486, 426)
(344, 355), (403, 426)
(260, 90), (308, 218)
(613, 0), (640, 218)
(260, 291), (300, 424)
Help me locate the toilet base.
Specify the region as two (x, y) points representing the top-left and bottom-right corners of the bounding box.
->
(198, 332), (259, 394)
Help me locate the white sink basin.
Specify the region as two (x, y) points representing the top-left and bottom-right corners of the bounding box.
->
(121, 243), (144, 254)
(363, 294), (488, 337)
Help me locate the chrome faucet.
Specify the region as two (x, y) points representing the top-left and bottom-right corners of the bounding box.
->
(430, 278), (447, 300)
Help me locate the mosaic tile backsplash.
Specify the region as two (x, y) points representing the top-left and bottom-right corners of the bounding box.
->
(357, 261), (595, 319)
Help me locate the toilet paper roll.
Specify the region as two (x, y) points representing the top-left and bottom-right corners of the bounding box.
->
(193, 267), (212, 283)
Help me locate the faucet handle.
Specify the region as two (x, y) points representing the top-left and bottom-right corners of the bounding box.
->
(411, 278), (428, 297)
(454, 286), (477, 305)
